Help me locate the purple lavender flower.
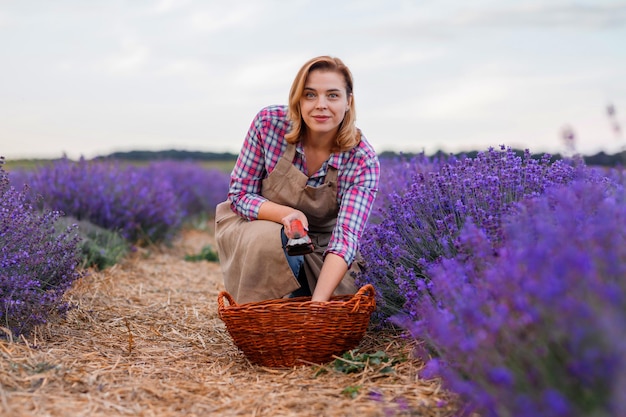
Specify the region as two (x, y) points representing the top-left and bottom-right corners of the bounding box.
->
(358, 146), (578, 321)
(410, 179), (626, 416)
(147, 160), (230, 219)
(372, 152), (449, 222)
(1, 157), (83, 337)
(9, 157), (229, 244)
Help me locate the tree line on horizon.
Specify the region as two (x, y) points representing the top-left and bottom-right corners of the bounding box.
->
(95, 148), (626, 167)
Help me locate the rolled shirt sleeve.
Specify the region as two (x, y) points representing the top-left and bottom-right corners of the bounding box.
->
(228, 106), (289, 220)
(325, 144), (380, 266)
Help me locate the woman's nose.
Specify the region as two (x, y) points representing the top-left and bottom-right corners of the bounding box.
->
(315, 97), (328, 109)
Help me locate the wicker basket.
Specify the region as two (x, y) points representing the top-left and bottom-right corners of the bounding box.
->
(217, 284), (376, 367)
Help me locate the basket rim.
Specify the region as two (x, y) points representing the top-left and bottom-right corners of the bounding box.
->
(217, 284), (376, 314)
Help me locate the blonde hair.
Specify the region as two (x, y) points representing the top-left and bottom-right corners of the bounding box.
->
(285, 56), (361, 152)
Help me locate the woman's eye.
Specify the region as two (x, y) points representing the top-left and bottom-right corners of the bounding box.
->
(328, 93), (338, 99)
(305, 92), (316, 99)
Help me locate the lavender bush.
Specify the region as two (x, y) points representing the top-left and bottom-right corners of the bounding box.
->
(1, 158), (83, 337)
(372, 152), (450, 221)
(10, 158), (230, 244)
(357, 146), (579, 320)
(11, 157), (182, 243)
(403, 179), (626, 417)
(147, 160), (230, 220)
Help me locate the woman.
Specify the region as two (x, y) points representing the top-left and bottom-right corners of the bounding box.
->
(215, 56), (380, 304)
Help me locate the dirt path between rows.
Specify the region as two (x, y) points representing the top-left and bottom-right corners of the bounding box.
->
(0, 226), (458, 417)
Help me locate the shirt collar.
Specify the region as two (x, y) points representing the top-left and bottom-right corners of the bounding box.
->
(294, 142), (346, 172)
(328, 152), (344, 169)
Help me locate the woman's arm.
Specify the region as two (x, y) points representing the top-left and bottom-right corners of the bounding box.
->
(325, 150), (380, 268)
(314, 147), (380, 301)
(258, 201), (308, 237)
(311, 253), (349, 302)
(229, 106), (290, 220)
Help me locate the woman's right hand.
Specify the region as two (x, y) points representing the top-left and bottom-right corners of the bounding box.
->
(282, 211), (309, 238)
(257, 201), (308, 238)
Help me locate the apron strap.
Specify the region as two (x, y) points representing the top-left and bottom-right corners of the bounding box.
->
(283, 142), (296, 162)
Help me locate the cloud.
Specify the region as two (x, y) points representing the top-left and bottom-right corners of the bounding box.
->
(231, 54), (308, 88)
(155, 59), (206, 77)
(0, 10), (9, 28)
(188, 2), (264, 33)
(454, 2), (626, 30)
(375, 66), (512, 123)
(105, 39), (151, 74)
(151, 0), (192, 14)
(360, 1), (626, 41)
(347, 46), (445, 73)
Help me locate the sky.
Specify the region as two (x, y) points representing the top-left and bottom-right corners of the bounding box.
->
(1, 0), (625, 160)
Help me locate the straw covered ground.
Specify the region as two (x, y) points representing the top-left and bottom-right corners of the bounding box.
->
(0, 225), (460, 417)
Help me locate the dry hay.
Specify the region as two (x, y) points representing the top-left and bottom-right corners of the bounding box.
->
(0, 227), (460, 417)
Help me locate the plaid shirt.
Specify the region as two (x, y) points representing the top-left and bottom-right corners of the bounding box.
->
(228, 105), (380, 266)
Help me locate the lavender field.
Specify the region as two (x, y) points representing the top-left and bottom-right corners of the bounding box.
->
(2, 157), (230, 336)
(2, 148), (625, 416)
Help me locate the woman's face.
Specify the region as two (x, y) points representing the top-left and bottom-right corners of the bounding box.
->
(299, 69), (351, 139)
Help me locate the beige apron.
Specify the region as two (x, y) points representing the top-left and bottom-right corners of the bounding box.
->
(215, 143), (359, 304)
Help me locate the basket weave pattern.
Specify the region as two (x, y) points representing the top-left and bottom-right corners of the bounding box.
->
(217, 284), (376, 367)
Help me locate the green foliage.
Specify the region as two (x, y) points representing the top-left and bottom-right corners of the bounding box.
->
(332, 349), (404, 375)
(185, 245), (219, 262)
(79, 228), (130, 270)
(341, 385), (362, 398)
(56, 216), (130, 270)
(184, 212), (212, 231)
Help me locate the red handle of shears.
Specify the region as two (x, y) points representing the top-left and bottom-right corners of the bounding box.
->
(289, 219), (307, 238)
